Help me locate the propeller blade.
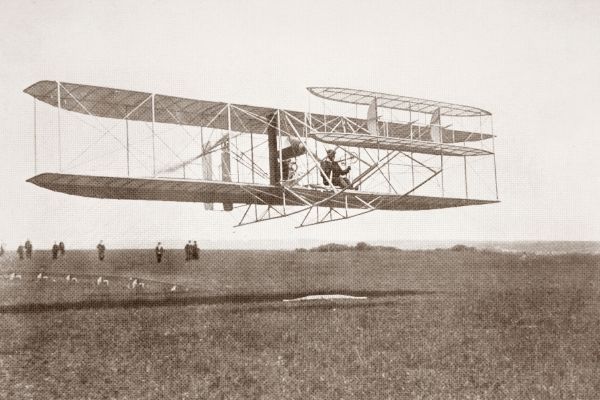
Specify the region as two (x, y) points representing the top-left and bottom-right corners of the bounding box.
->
(156, 136), (228, 174)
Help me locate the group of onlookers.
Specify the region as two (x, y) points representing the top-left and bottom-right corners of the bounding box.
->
(16, 240), (34, 260)
(13, 240), (66, 260)
(184, 241), (200, 261)
(95, 241), (198, 264)
(51, 242), (66, 259)
(6, 240), (201, 265)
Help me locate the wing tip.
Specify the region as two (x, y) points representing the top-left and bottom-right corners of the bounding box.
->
(26, 173), (47, 185)
(23, 80), (56, 95)
(26, 172), (63, 186)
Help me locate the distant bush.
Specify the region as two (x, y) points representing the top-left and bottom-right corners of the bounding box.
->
(450, 244), (476, 252)
(309, 242), (400, 252)
(311, 243), (353, 252)
(378, 246), (400, 251)
(295, 248), (308, 253)
(355, 242), (371, 251)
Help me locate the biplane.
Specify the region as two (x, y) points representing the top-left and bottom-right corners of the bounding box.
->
(24, 81), (499, 227)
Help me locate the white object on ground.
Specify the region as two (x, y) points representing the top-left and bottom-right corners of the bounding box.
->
(97, 276), (109, 286)
(283, 294), (368, 302)
(129, 278), (144, 289)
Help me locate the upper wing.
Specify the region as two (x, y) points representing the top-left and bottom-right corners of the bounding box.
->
(24, 81), (493, 143)
(23, 80), (274, 134)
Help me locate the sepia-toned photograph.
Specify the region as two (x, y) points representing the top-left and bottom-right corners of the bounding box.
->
(1, 0), (599, 398)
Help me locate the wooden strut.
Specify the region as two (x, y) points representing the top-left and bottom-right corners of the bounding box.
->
(151, 94), (156, 176)
(56, 81), (62, 172)
(33, 98), (37, 175)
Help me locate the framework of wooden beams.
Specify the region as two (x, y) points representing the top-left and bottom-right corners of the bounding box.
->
(29, 82), (498, 227)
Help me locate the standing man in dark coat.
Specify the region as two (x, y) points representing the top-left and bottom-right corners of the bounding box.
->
(184, 241), (191, 261)
(192, 241), (199, 260)
(97, 241), (106, 261)
(51, 242), (59, 259)
(17, 245), (24, 260)
(24, 240), (33, 259)
(155, 242), (164, 263)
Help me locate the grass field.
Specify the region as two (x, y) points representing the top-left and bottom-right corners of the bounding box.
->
(0, 249), (599, 399)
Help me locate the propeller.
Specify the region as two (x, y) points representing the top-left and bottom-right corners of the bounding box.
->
(157, 135), (228, 174)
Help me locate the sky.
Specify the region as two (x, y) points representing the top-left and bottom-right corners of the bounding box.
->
(1, 0), (599, 249)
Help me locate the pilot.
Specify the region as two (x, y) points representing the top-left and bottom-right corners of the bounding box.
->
(288, 160), (297, 180)
(320, 149), (353, 189)
(280, 159), (291, 181)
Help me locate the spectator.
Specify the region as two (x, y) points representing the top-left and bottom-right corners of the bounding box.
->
(51, 242), (59, 259)
(24, 239), (33, 259)
(184, 241), (191, 261)
(192, 241), (199, 260)
(97, 241), (106, 261)
(155, 242), (164, 263)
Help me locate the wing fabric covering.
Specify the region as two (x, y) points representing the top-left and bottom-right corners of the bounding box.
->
(23, 81), (493, 143)
(27, 173), (497, 211)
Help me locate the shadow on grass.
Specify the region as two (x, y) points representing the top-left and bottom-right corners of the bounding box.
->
(0, 289), (436, 314)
